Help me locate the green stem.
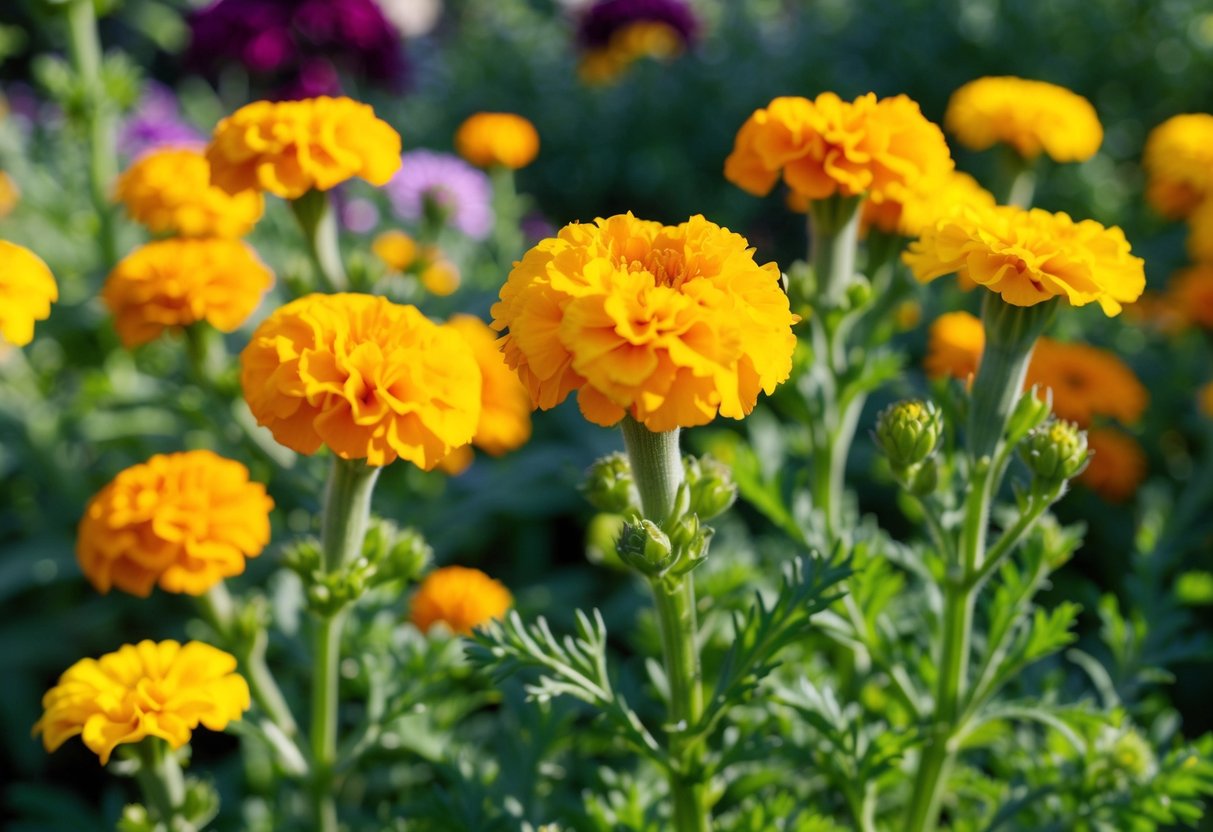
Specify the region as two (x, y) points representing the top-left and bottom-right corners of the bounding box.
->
(620, 416), (684, 524)
(809, 195), (863, 309)
(491, 165), (526, 266)
(134, 739), (187, 829)
(291, 189), (347, 292)
(998, 147), (1038, 209)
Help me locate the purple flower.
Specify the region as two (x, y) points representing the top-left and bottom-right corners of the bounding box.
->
(386, 151), (493, 240)
(116, 83), (204, 159)
(576, 0), (699, 50)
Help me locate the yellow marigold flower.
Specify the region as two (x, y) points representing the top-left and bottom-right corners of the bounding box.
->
(373, 229), (419, 272)
(491, 213), (798, 432)
(1187, 199), (1213, 263)
(903, 204), (1145, 316)
(1166, 265), (1213, 329)
(925, 310), (984, 381)
(115, 147), (264, 238)
(863, 170), (996, 239)
(0, 170), (19, 217)
(724, 92), (953, 205)
(206, 97), (402, 199)
(240, 293), (481, 468)
(0, 240), (57, 347)
(1025, 339), (1148, 427)
(446, 314), (533, 456)
(77, 450), (273, 597)
(410, 565), (512, 635)
(454, 112), (540, 170)
(1199, 381), (1213, 419)
(1143, 114), (1213, 220)
(579, 22), (685, 85)
(420, 258), (461, 296)
(34, 640), (250, 764)
(945, 76), (1102, 162)
(102, 238), (274, 348)
(1078, 428), (1146, 502)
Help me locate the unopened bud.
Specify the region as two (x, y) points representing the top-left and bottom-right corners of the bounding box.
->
(684, 455), (737, 521)
(582, 452), (638, 515)
(615, 519), (674, 575)
(875, 399), (943, 470)
(1021, 419), (1088, 486)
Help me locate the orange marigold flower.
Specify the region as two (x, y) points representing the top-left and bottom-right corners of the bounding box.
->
(579, 21), (686, 85)
(410, 565), (512, 635)
(863, 169), (996, 239)
(34, 640), (249, 764)
(373, 229), (419, 272)
(0, 240), (56, 347)
(491, 213), (798, 432)
(420, 258), (461, 296)
(724, 92), (953, 206)
(240, 293), (481, 468)
(1166, 264), (1213, 329)
(77, 450), (273, 597)
(206, 97), (402, 199)
(1078, 428), (1146, 502)
(102, 238), (274, 348)
(115, 147), (264, 238)
(445, 314), (533, 456)
(945, 76), (1102, 162)
(1025, 339), (1148, 427)
(925, 310), (984, 381)
(455, 112), (540, 170)
(903, 204), (1145, 316)
(1143, 114), (1213, 220)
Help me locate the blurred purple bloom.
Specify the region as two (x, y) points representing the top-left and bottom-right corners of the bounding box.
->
(117, 83), (204, 158)
(340, 196), (381, 234)
(386, 151), (493, 240)
(577, 0), (699, 49)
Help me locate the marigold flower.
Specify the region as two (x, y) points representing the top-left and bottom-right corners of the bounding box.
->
(77, 450), (273, 597)
(454, 112), (540, 170)
(373, 229), (419, 272)
(1078, 428), (1146, 502)
(945, 76), (1102, 162)
(1143, 114), (1213, 220)
(1025, 339), (1147, 427)
(445, 314), (533, 456)
(240, 293), (481, 468)
(34, 640), (250, 764)
(410, 565), (512, 635)
(491, 213), (797, 432)
(102, 239), (274, 348)
(924, 311), (984, 381)
(206, 96), (402, 199)
(0, 240), (57, 347)
(724, 92), (953, 206)
(862, 170), (996, 239)
(1165, 265), (1213, 329)
(420, 258), (461, 296)
(903, 204), (1145, 316)
(115, 147), (264, 238)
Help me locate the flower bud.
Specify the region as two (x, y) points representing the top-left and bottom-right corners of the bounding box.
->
(582, 452), (638, 515)
(1005, 384), (1053, 445)
(615, 518), (674, 575)
(875, 399), (943, 470)
(1021, 419), (1088, 487)
(684, 455), (737, 521)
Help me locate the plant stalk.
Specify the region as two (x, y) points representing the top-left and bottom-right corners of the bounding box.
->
(134, 739), (186, 829)
(291, 189), (348, 291)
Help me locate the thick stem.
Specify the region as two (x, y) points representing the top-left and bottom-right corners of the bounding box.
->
(620, 416), (684, 524)
(134, 739), (186, 828)
(291, 189), (348, 292)
(490, 165), (526, 265)
(809, 195), (863, 309)
(998, 147), (1038, 209)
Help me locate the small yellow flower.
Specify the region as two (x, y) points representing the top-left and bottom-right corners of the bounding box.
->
(77, 450), (273, 597)
(1078, 428), (1146, 502)
(372, 229), (419, 272)
(410, 565), (512, 635)
(1143, 114), (1213, 220)
(115, 147), (264, 238)
(420, 258), (461, 296)
(102, 238), (274, 348)
(945, 76), (1102, 162)
(1164, 265), (1213, 329)
(1026, 339), (1148, 427)
(206, 97), (402, 199)
(925, 311), (984, 382)
(445, 314), (533, 457)
(0, 170), (20, 217)
(455, 112), (540, 170)
(34, 640), (250, 764)
(0, 240), (57, 347)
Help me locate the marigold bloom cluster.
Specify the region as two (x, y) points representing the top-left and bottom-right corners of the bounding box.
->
(77, 450), (273, 597)
(492, 213), (798, 432)
(1078, 428), (1146, 502)
(240, 293), (482, 468)
(35, 640), (250, 764)
(904, 205), (1145, 316)
(207, 97), (402, 198)
(1142, 114), (1213, 220)
(0, 240), (57, 347)
(116, 147), (264, 238)
(102, 239), (274, 348)
(945, 76), (1102, 162)
(861, 170), (996, 239)
(410, 566), (512, 635)
(724, 92), (953, 207)
(445, 314), (533, 456)
(454, 113), (540, 170)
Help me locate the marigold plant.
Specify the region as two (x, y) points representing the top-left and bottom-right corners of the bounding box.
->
(410, 565), (512, 635)
(240, 293), (482, 468)
(1143, 113), (1213, 219)
(34, 640), (250, 764)
(454, 112), (540, 170)
(0, 240), (56, 347)
(445, 314), (533, 456)
(102, 238), (274, 348)
(1079, 427), (1147, 502)
(945, 76), (1103, 161)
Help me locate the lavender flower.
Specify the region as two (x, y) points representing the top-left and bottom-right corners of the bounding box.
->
(386, 151), (493, 240)
(116, 83), (204, 159)
(576, 0), (699, 50)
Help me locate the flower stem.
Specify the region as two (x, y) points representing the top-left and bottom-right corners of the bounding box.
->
(134, 739), (186, 828)
(621, 416), (684, 523)
(998, 147), (1037, 209)
(291, 189), (347, 292)
(810, 195), (862, 309)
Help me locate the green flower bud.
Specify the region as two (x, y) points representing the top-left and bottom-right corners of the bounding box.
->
(1021, 419), (1088, 486)
(1110, 730), (1154, 781)
(582, 452), (638, 515)
(684, 455), (737, 521)
(383, 527), (432, 584)
(1005, 385), (1053, 446)
(615, 518), (674, 575)
(875, 399), (943, 470)
(667, 513), (712, 576)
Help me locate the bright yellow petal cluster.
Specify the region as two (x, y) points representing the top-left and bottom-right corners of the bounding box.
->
(206, 97), (402, 199)
(0, 240), (56, 347)
(410, 566), (512, 635)
(724, 92), (953, 205)
(924, 311), (985, 382)
(1164, 265), (1213, 329)
(903, 205), (1145, 316)
(945, 76), (1102, 162)
(420, 258), (461, 296)
(1026, 339), (1148, 427)
(240, 293), (481, 468)
(34, 640), (250, 764)
(1078, 428), (1146, 502)
(492, 213), (798, 432)
(863, 169), (996, 238)
(445, 314), (533, 456)
(115, 147), (264, 238)
(455, 112), (540, 170)
(1143, 114), (1213, 220)
(102, 239), (274, 348)
(77, 450), (273, 597)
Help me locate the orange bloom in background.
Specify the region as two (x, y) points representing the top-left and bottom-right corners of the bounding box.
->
(1025, 339), (1148, 427)
(373, 229), (419, 272)
(1143, 114), (1213, 220)
(445, 314), (533, 456)
(102, 238), (274, 348)
(420, 258), (461, 296)
(1165, 265), (1213, 329)
(455, 112), (540, 170)
(724, 92), (953, 206)
(1078, 427), (1147, 502)
(240, 293), (481, 469)
(861, 169), (996, 239)
(207, 97), (402, 199)
(115, 147), (264, 238)
(410, 565), (512, 635)
(77, 450), (273, 597)
(904, 204), (1145, 316)
(0, 240), (57, 347)
(492, 213), (798, 432)
(35, 640), (249, 764)
(1123, 290), (1188, 336)
(579, 21), (685, 85)
(925, 311), (985, 382)
(945, 76), (1103, 162)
